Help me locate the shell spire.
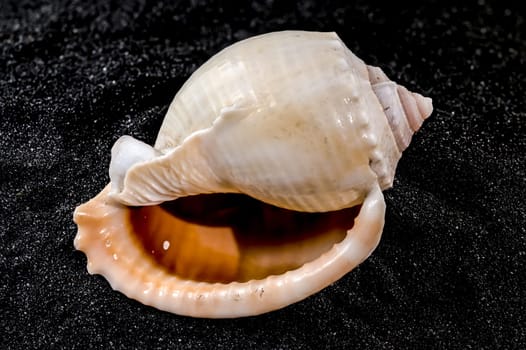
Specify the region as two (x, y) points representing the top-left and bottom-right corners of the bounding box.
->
(367, 66), (433, 152)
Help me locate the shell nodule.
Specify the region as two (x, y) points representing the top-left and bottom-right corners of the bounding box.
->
(74, 31), (432, 318)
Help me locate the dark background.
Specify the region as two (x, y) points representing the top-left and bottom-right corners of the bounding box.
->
(1, 0), (524, 348)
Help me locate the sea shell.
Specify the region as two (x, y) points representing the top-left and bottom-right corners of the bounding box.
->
(74, 31), (433, 318)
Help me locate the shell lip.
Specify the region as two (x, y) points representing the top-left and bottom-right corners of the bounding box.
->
(73, 184), (386, 318)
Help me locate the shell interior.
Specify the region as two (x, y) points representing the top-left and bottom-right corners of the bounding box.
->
(128, 193), (360, 283)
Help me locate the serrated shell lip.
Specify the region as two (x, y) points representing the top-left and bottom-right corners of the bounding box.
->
(74, 184), (385, 318)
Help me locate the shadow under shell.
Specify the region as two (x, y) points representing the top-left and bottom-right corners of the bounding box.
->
(129, 193), (360, 283)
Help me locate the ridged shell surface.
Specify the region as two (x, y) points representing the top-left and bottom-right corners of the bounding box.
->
(109, 31), (430, 212)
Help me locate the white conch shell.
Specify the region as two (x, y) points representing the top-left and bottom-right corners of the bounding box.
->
(74, 31), (432, 318)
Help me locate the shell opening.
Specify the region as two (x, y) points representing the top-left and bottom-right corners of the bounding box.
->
(74, 184), (384, 318)
(128, 193), (359, 283)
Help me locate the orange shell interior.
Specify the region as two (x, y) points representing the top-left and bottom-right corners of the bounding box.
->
(129, 193), (360, 283)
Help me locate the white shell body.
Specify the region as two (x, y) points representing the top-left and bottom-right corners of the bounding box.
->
(109, 31), (432, 211)
(74, 31), (433, 318)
